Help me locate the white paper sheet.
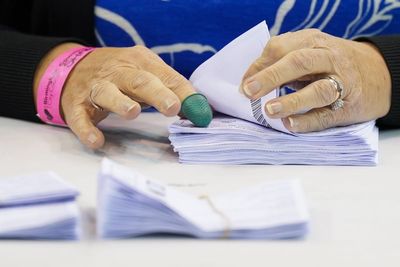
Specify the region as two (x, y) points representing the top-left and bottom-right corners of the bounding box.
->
(0, 173), (80, 240)
(190, 21), (288, 133)
(0, 202), (79, 234)
(0, 172), (79, 207)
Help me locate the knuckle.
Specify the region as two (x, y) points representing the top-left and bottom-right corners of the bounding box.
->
(161, 73), (188, 89)
(289, 50), (314, 73)
(292, 116), (310, 132)
(323, 51), (337, 72)
(315, 32), (329, 43)
(265, 66), (283, 85)
(265, 36), (284, 58)
(91, 83), (107, 101)
(266, 36), (279, 51)
(316, 110), (335, 129)
(314, 80), (338, 105)
(300, 118), (313, 132)
(130, 45), (160, 62)
(286, 93), (302, 112)
(244, 58), (269, 80)
(305, 29), (328, 47)
(252, 57), (269, 73)
(130, 71), (154, 89)
(306, 28), (323, 36)
(326, 50), (337, 64)
(132, 45), (151, 54)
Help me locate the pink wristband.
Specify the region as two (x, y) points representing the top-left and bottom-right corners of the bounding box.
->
(36, 46), (95, 126)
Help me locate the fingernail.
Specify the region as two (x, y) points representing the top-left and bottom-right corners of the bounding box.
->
(163, 99), (178, 111)
(239, 83), (245, 94)
(88, 133), (98, 144)
(288, 117), (298, 128)
(266, 102), (282, 115)
(243, 80), (261, 96)
(124, 102), (137, 113)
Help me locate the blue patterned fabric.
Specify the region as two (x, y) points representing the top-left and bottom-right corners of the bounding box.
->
(95, 0), (400, 78)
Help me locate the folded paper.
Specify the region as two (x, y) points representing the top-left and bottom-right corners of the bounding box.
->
(98, 158), (309, 239)
(0, 172), (80, 240)
(190, 21), (287, 133)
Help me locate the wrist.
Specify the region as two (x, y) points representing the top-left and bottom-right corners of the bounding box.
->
(359, 41), (392, 117)
(34, 44), (95, 126)
(33, 43), (83, 108)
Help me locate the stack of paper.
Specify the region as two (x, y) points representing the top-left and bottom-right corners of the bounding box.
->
(98, 159), (309, 239)
(169, 21), (378, 166)
(0, 173), (80, 240)
(170, 115), (378, 165)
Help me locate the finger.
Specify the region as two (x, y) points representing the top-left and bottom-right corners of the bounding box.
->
(242, 54), (273, 84)
(90, 81), (141, 120)
(242, 48), (334, 99)
(241, 29), (332, 90)
(115, 69), (181, 117)
(141, 56), (196, 102)
(265, 78), (339, 118)
(242, 33), (291, 82)
(65, 107), (105, 149)
(283, 106), (347, 133)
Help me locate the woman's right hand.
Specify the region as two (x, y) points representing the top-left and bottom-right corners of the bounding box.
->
(34, 43), (197, 149)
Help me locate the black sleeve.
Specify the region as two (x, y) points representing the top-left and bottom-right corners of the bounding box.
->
(357, 36), (400, 129)
(0, 0), (96, 44)
(0, 0), (95, 122)
(0, 30), (84, 122)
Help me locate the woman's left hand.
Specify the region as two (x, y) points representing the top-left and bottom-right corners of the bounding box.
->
(241, 29), (392, 132)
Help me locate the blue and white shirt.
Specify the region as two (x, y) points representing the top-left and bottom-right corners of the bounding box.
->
(95, 0), (400, 78)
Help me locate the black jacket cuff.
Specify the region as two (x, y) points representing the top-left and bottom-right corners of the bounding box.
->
(0, 30), (83, 122)
(357, 36), (400, 128)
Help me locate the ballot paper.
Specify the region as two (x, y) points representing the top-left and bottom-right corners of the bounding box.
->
(170, 21), (379, 166)
(191, 20), (287, 133)
(0, 172), (80, 240)
(169, 115), (378, 165)
(98, 158), (309, 239)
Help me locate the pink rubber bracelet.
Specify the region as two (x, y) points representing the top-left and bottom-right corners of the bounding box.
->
(36, 46), (95, 126)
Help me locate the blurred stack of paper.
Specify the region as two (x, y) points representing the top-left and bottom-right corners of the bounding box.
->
(169, 21), (378, 166)
(98, 159), (309, 239)
(169, 115), (378, 165)
(0, 173), (80, 240)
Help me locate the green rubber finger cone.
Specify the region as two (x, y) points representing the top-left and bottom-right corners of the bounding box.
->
(181, 93), (213, 127)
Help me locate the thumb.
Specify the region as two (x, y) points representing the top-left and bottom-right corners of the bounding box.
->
(65, 107), (105, 149)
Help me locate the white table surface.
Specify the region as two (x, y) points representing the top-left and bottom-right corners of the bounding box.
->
(1, 113), (399, 267)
